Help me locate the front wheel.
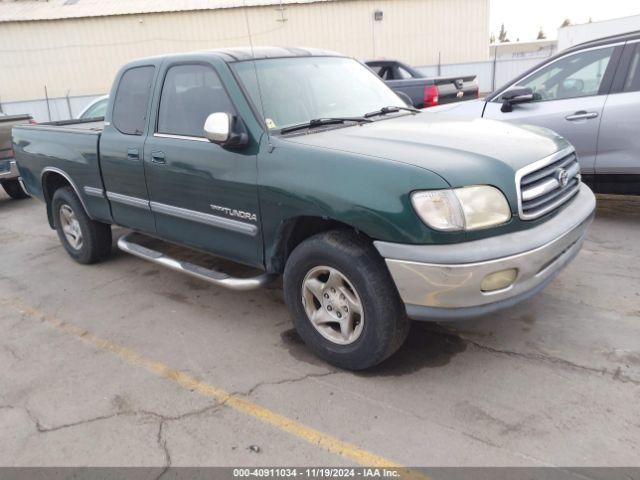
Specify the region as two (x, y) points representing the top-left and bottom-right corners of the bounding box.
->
(52, 187), (112, 264)
(283, 230), (409, 370)
(1, 179), (30, 200)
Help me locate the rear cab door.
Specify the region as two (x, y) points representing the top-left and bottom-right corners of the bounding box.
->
(143, 54), (264, 268)
(100, 59), (161, 233)
(595, 40), (640, 191)
(483, 43), (623, 175)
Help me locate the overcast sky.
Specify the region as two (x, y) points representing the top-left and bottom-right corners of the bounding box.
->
(490, 0), (640, 42)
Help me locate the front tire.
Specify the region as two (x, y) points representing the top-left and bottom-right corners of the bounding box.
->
(283, 230), (409, 370)
(1, 179), (30, 200)
(52, 187), (112, 264)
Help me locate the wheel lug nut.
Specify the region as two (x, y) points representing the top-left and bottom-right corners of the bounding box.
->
(331, 288), (336, 293)
(336, 311), (342, 318)
(340, 294), (345, 300)
(343, 306), (348, 312)
(327, 305), (333, 311)
(323, 293), (329, 299)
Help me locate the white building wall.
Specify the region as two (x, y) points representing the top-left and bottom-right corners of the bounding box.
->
(0, 0), (489, 116)
(557, 14), (640, 52)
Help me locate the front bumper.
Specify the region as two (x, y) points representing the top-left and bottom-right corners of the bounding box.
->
(0, 159), (19, 181)
(374, 184), (596, 321)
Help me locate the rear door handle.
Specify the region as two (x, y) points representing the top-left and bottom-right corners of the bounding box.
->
(565, 111), (599, 121)
(127, 147), (139, 159)
(150, 151), (166, 164)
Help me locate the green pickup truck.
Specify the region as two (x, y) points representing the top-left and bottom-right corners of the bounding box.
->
(13, 47), (596, 370)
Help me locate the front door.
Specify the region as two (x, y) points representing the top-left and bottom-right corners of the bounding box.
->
(483, 45), (620, 174)
(144, 62), (262, 268)
(596, 42), (640, 181)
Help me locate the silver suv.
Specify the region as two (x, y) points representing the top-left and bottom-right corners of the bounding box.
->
(433, 30), (640, 195)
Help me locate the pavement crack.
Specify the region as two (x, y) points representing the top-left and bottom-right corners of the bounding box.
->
(244, 370), (337, 397)
(20, 402), (222, 437)
(155, 419), (172, 480)
(461, 336), (640, 385)
(25, 407), (124, 434)
(138, 403), (223, 423)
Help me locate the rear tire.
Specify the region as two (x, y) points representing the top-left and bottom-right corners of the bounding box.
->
(52, 186), (112, 264)
(1, 179), (30, 200)
(283, 230), (410, 370)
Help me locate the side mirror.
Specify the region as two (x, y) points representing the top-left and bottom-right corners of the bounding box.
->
(204, 112), (249, 148)
(500, 87), (534, 113)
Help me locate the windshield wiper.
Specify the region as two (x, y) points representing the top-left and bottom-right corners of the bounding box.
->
(280, 116), (372, 135)
(364, 106), (420, 118)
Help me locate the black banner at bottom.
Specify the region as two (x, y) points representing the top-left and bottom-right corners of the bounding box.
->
(0, 468), (638, 480)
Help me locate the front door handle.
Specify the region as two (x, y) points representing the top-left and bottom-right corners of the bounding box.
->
(150, 151), (166, 164)
(565, 111), (599, 121)
(127, 147), (139, 160)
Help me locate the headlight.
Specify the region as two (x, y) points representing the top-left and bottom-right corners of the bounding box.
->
(411, 185), (511, 231)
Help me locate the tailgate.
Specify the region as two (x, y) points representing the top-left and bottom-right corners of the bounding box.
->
(434, 76), (479, 104)
(1, 114), (32, 158)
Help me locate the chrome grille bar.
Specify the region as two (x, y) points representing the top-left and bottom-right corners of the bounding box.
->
(516, 147), (581, 220)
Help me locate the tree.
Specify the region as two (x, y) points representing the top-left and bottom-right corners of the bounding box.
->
(490, 33), (496, 43)
(498, 23), (510, 43)
(537, 28), (546, 40)
(560, 18), (571, 28)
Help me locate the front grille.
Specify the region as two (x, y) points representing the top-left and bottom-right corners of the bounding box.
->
(516, 148), (581, 220)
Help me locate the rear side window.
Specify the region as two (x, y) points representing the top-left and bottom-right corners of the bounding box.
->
(112, 66), (155, 135)
(157, 64), (234, 138)
(623, 44), (640, 93)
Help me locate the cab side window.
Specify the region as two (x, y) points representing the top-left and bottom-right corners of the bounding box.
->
(378, 66), (393, 80)
(157, 64), (234, 138)
(112, 66), (155, 135)
(396, 66), (413, 79)
(623, 44), (640, 93)
(513, 46), (614, 102)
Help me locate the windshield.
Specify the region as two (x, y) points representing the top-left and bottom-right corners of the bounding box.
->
(231, 56), (405, 131)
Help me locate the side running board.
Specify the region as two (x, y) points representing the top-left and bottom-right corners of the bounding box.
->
(117, 233), (275, 291)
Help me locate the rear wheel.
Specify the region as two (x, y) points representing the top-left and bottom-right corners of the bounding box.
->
(52, 187), (112, 264)
(284, 230), (409, 370)
(1, 179), (29, 200)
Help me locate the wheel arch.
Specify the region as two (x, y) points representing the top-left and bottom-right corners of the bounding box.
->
(266, 215), (372, 274)
(41, 168), (90, 228)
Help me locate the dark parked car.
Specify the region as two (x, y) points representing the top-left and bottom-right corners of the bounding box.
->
(0, 112), (32, 199)
(365, 59), (478, 109)
(432, 30), (640, 194)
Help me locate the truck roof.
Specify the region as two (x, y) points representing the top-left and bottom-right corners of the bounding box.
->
(135, 46), (344, 64)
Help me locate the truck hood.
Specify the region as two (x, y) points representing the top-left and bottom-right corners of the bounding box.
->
(281, 112), (571, 191)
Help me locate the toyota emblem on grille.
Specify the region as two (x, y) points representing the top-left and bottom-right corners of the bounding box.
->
(556, 168), (569, 187)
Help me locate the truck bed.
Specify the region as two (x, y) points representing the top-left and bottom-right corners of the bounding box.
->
(12, 118), (109, 222)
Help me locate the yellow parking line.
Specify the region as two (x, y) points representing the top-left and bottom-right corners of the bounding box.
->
(2, 298), (425, 475)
